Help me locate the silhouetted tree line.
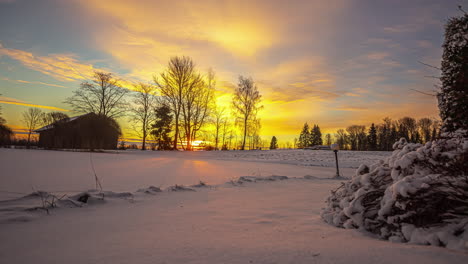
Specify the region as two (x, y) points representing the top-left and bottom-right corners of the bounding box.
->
(295, 117), (440, 151)
(333, 116), (440, 151)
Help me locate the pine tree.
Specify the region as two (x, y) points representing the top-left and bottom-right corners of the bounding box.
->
(298, 123), (310, 148)
(368, 123), (377, 151)
(313, 125), (323, 146)
(269, 136), (278, 150)
(309, 124), (316, 147)
(151, 104), (173, 150)
(439, 13), (468, 135)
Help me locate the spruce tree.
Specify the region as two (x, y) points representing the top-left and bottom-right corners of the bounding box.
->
(269, 136), (278, 150)
(152, 104), (173, 150)
(313, 125), (323, 145)
(309, 124), (317, 146)
(439, 13), (468, 135)
(298, 123), (310, 148)
(368, 123), (377, 151)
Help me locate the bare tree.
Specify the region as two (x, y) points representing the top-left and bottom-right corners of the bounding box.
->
(417, 117), (433, 143)
(221, 119), (231, 150)
(42, 112), (69, 127)
(0, 94), (6, 126)
(397, 117), (417, 142)
(129, 83), (157, 150)
(335, 129), (348, 150)
(65, 71), (129, 118)
(156, 57), (215, 151)
(325, 133), (332, 146)
(22, 108), (44, 146)
(232, 76), (263, 150)
(346, 125), (366, 150)
(247, 118), (262, 150)
(212, 106), (225, 150)
(180, 68), (215, 150)
(155, 56), (196, 150)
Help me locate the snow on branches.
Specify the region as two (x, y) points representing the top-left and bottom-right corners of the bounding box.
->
(322, 132), (468, 250)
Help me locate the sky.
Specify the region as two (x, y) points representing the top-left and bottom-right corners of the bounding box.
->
(0, 0), (462, 141)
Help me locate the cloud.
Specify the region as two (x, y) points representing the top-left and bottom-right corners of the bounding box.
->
(335, 106), (368, 111)
(0, 43), (95, 81)
(383, 24), (421, 33)
(366, 52), (390, 60)
(1, 76), (68, 88)
(254, 56), (339, 103)
(81, 0), (277, 57)
(0, 96), (69, 111)
(417, 40), (433, 49)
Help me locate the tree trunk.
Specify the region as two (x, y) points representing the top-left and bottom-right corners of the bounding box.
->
(173, 114), (179, 150)
(27, 131), (31, 148)
(142, 130), (146, 150)
(242, 118), (248, 150)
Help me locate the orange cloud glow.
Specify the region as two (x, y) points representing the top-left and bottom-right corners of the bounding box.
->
(0, 43), (95, 82)
(0, 96), (69, 112)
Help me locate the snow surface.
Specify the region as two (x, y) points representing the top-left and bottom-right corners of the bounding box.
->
(0, 149), (380, 200)
(322, 135), (468, 251)
(1, 148), (467, 263)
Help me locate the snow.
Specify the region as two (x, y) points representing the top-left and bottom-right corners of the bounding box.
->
(1, 148), (467, 263)
(205, 149), (391, 168)
(322, 135), (468, 252)
(0, 148), (381, 199)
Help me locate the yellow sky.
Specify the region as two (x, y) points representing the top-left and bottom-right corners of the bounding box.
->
(0, 0), (446, 142)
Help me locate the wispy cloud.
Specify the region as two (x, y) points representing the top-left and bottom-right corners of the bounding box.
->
(366, 52), (390, 60)
(0, 43), (95, 82)
(383, 24), (422, 33)
(1, 76), (68, 88)
(0, 96), (69, 111)
(335, 106), (368, 111)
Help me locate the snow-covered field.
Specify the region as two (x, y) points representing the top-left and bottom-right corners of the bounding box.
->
(0, 148), (384, 199)
(1, 148), (467, 263)
(205, 149), (391, 168)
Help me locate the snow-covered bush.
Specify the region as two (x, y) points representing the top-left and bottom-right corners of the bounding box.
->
(323, 10), (468, 251)
(322, 133), (468, 250)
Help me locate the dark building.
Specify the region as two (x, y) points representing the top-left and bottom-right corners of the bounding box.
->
(35, 113), (121, 150)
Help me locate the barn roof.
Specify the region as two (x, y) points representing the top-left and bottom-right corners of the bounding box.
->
(34, 113), (91, 132)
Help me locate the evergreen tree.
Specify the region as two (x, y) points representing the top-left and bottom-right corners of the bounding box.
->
(311, 124), (323, 146)
(439, 12), (468, 135)
(368, 123), (377, 151)
(309, 124), (316, 147)
(269, 136), (278, 150)
(298, 123), (310, 148)
(151, 104), (173, 150)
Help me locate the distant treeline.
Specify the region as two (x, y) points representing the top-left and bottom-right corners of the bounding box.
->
(297, 116), (440, 151)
